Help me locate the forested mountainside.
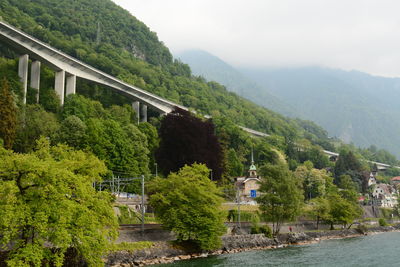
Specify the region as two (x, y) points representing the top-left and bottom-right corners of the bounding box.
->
(176, 50), (296, 117)
(240, 67), (400, 158)
(1, 0), (399, 167)
(177, 49), (400, 162)
(0, 0), (333, 146)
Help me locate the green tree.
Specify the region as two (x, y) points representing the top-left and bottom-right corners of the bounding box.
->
(257, 163), (304, 235)
(294, 162), (329, 200)
(0, 78), (17, 149)
(308, 197), (330, 229)
(62, 94), (106, 121)
(138, 122), (159, 174)
(13, 105), (60, 153)
(338, 174), (359, 202)
(85, 118), (149, 176)
(325, 193), (362, 229)
(226, 148), (244, 177)
(55, 115), (88, 149)
(0, 138), (118, 266)
(147, 164), (226, 250)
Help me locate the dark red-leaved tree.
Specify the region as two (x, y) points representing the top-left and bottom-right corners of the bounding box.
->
(156, 108), (223, 181)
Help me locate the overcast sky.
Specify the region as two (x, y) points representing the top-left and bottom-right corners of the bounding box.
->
(113, 0), (400, 77)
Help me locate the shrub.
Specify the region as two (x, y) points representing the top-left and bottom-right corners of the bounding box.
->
(260, 225), (273, 238)
(250, 224), (272, 238)
(379, 218), (388, 226)
(250, 225), (261, 234)
(356, 224), (368, 234)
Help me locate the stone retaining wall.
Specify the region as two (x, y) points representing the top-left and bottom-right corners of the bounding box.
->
(106, 224), (400, 266)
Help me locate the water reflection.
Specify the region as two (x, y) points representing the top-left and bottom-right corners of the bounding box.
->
(155, 232), (400, 267)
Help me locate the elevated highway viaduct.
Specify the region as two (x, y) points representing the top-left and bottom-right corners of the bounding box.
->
(0, 20), (398, 171)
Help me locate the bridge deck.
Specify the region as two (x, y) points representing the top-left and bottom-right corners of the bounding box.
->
(0, 21), (186, 114)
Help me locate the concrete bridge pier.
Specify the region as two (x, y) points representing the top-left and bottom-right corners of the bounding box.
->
(55, 70), (65, 105)
(18, 54), (29, 104)
(141, 104), (148, 122)
(30, 61), (41, 103)
(66, 74), (76, 96)
(132, 101), (140, 124)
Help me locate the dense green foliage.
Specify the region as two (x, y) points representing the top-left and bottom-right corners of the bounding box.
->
(156, 108), (223, 180)
(0, 1), (390, 254)
(0, 138), (118, 266)
(8, 93), (155, 182)
(0, 0), (343, 146)
(257, 163), (304, 235)
(294, 161), (331, 200)
(0, 78), (17, 149)
(148, 164), (226, 250)
(181, 50), (400, 162)
(240, 66), (400, 159)
(306, 172), (363, 229)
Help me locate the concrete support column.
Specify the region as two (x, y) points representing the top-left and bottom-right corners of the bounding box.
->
(55, 70), (65, 105)
(141, 104), (148, 122)
(66, 74), (76, 96)
(18, 54), (29, 104)
(30, 61), (41, 103)
(132, 101), (140, 124)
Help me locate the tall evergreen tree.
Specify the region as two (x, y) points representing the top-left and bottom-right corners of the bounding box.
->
(0, 78), (17, 149)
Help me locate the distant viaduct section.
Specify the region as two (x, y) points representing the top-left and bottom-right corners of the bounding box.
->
(0, 20), (398, 170)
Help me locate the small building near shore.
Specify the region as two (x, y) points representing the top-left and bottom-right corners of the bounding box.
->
(372, 183), (398, 208)
(235, 153), (261, 203)
(391, 176), (400, 187)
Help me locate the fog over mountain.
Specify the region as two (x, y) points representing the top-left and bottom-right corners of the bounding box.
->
(178, 50), (400, 158)
(114, 0), (400, 78)
(176, 50), (295, 117)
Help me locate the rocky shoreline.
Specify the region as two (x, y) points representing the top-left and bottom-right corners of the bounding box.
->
(106, 224), (400, 266)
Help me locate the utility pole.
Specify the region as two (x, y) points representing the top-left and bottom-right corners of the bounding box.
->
(236, 188), (241, 230)
(117, 176), (120, 196)
(154, 163), (158, 177)
(97, 175), (146, 235)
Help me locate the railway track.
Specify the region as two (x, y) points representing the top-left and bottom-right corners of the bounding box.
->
(119, 222), (253, 230)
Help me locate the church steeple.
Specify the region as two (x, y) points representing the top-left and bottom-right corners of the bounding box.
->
(248, 147), (257, 177)
(251, 146), (254, 165)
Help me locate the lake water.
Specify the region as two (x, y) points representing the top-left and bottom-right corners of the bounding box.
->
(155, 232), (400, 266)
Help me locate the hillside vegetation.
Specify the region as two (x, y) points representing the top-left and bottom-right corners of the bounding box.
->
(177, 50), (400, 163)
(1, 1), (400, 265)
(0, 0), (333, 146)
(240, 66), (400, 159)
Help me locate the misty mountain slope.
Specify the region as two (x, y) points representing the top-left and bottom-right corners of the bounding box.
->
(176, 50), (295, 116)
(239, 67), (400, 157)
